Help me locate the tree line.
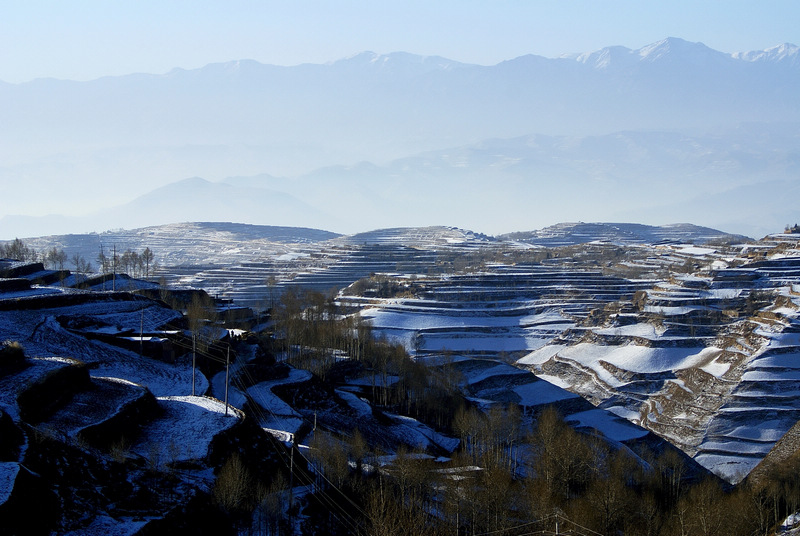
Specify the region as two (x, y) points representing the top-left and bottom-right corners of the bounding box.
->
(97, 246), (156, 278)
(296, 404), (800, 536)
(0, 238), (156, 278)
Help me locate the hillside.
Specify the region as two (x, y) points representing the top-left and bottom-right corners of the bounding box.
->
(501, 222), (750, 247)
(8, 221), (746, 307)
(5, 224), (800, 533)
(0, 287), (293, 533)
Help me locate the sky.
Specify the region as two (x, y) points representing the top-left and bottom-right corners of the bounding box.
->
(0, 0), (798, 240)
(1, 0), (798, 83)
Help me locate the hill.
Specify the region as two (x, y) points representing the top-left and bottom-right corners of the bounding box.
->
(502, 222), (752, 247)
(4, 225), (800, 533)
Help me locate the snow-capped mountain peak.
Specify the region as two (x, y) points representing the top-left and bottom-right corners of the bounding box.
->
(331, 51), (462, 73)
(573, 45), (634, 69)
(635, 37), (724, 63)
(733, 43), (800, 64)
(567, 38), (737, 70)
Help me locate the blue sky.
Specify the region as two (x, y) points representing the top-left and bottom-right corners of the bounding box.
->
(2, 0), (798, 83)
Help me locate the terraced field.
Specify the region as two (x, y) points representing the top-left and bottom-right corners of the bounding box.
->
(8, 222), (800, 483)
(516, 243), (800, 481)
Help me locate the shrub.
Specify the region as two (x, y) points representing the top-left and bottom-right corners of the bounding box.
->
(0, 341), (25, 372)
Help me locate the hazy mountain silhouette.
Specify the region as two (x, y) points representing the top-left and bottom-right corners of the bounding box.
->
(2, 38), (798, 239)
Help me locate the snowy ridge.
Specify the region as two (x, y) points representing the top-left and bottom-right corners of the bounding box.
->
(333, 226), (494, 247)
(502, 222), (749, 247)
(733, 43), (800, 64)
(569, 38), (799, 69)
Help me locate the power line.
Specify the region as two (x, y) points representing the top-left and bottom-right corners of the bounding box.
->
(230, 360), (369, 535)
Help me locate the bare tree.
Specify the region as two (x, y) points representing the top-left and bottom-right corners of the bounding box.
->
(1, 238), (37, 261)
(213, 454), (254, 516)
(45, 246), (67, 270)
(141, 247), (155, 278)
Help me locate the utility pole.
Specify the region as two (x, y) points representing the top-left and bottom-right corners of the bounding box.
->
(112, 245), (116, 292)
(99, 244), (107, 290)
(224, 345), (230, 415)
(139, 306), (144, 358)
(455, 491), (459, 536)
(191, 333), (196, 396)
(289, 445), (295, 512)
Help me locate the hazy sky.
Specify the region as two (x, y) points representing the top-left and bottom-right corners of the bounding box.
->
(1, 0), (798, 240)
(2, 0), (798, 83)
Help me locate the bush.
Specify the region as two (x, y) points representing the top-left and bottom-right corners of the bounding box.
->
(0, 341), (26, 373)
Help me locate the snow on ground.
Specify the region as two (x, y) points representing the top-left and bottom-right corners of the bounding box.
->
(457, 361), (529, 386)
(593, 323), (665, 339)
(25, 315), (205, 397)
(363, 306), (528, 331)
(0, 286), (64, 299)
(742, 370), (800, 381)
(0, 357), (80, 419)
(211, 369), (248, 410)
(749, 349), (800, 368)
(512, 379), (580, 406)
(419, 332), (538, 353)
(336, 389), (372, 417)
(60, 515), (151, 536)
(46, 376), (151, 439)
(248, 382), (300, 419)
(0, 462), (20, 505)
(566, 409), (649, 442)
(449, 357), (579, 410)
(555, 343), (723, 384)
(0, 295), (200, 399)
(93, 355), (205, 398)
(517, 345), (566, 366)
(706, 288), (743, 299)
(385, 412), (460, 453)
(93, 303), (184, 333)
(701, 360), (732, 377)
(693, 452), (758, 483)
(534, 373), (577, 391)
(0, 295), (181, 344)
(132, 396), (240, 466)
(677, 246), (717, 256)
(698, 439), (773, 455)
(780, 513), (800, 534)
(244, 368), (312, 435)
(643, 305), (706, 315)
(363, 305), (571, 355)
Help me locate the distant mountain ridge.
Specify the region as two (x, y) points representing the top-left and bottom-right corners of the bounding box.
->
(501, 222), (751, 247)
(2, 38), (797, 240)
(3, 124), (797, 239)
(9, 222), (749, 272)
(733, 42), (800, 64)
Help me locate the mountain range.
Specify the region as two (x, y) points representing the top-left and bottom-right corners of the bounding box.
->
(1, 37), (798, 239)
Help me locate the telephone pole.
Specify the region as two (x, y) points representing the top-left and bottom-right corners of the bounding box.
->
(112, 245), (116, 291)
(139, 306), (144, 357)
(224, 345), (230, 415)
(191, 334), (196, 396)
